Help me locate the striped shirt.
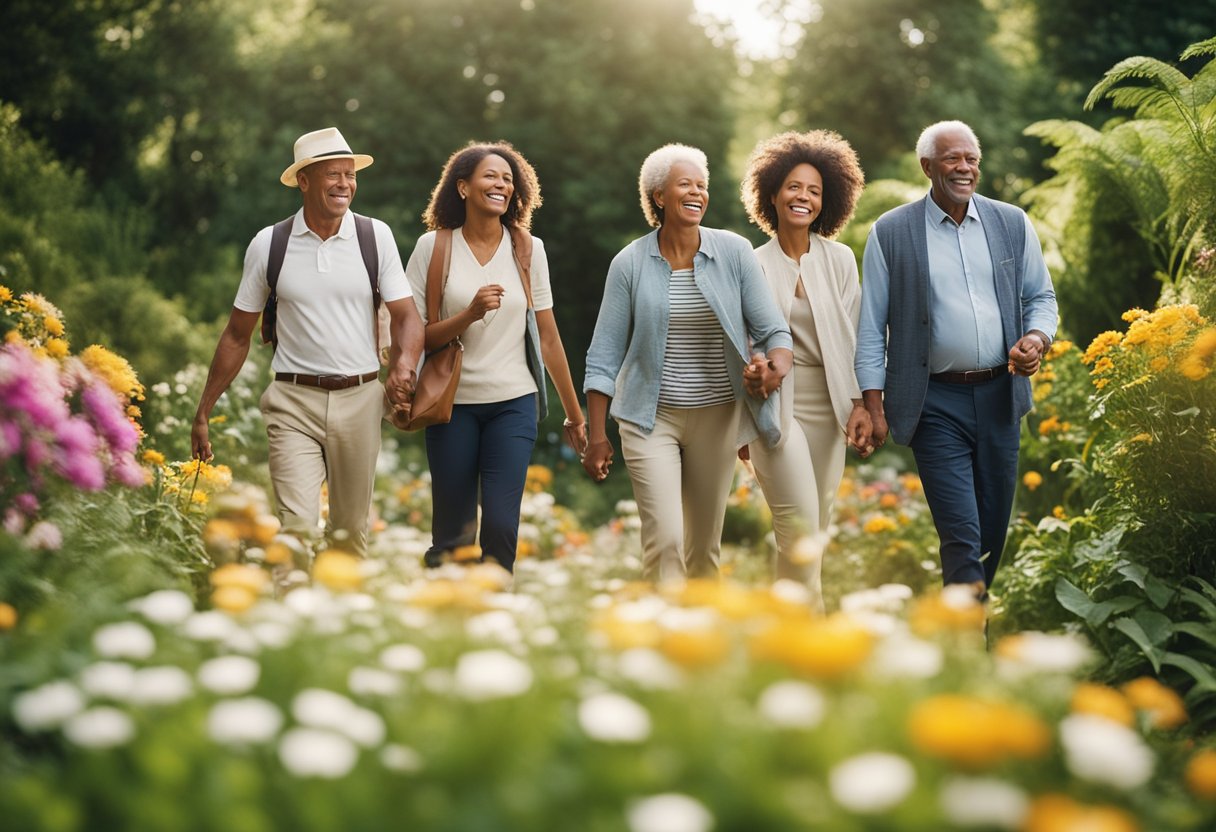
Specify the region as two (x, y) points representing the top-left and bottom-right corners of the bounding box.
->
(658, 269), (735, 408)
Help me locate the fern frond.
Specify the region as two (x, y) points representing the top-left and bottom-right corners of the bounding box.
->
(1180, 37), (1216, 62)
(1085, 56), (1190, 111)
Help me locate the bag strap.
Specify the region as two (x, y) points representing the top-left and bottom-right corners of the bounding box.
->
(508, 225), (535, 310)
(426, 229), (454, 325)
(353, 214), (381, 310)
(261, 216), (296, 346)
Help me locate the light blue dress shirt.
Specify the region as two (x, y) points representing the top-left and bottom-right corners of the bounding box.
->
(856, 194), (1058, 392)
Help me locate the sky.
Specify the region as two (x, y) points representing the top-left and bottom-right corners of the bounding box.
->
(693, 0), (817, 60)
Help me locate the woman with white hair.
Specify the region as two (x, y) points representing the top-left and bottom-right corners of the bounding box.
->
(582, 144), (793, 581)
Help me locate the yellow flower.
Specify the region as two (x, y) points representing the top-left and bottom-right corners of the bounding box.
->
(79, 344), (145, 401)
(525, 464), (553, 492)
(899, 474), (922, 494)
(1033, 381), (1053, 402)
(43, 315), (65, 337)
(1071, 683), (1135, 726)
(1038, 415), (1068, 435)
(211, 585), (258, 614)
(909, 589), (986, 636)
(907, 694), (1051, 767)
(516, 539), (536, 560)
(1092, 356), (1114, 375)
(1122, 307), (1149, 323)
(1046, 339), (1073, 360)
(0, 601), (17, 631)
(1149, 355), (1169, 372)
(593, 611), (661, 651)
(659, 628), (731, 668)
(748, 614), (873, 678)
(1121, 677), (1187, 730)
(211, 562), (269, 594)
(1180, 326), (1216, 381)
(837, 477), (856, 499)
(1024, 794), (1140, 832)
(1186, 749), (1216, 800)
(1082, 331), (1123, 365)
(879, 493), (900, 509)
(312, 550), (364, 591)
(142, 449), (166, 466)
(1052, 505), (1067, 520)
(45, 338), (69, 358)
(0, 285), (11, 302)
(453, 544), (483, 563)
(1022, 471), (1043, 491)
(862, 515), (898, 534)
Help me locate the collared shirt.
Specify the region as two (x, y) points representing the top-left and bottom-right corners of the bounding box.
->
(584, 226), (792, 444)
(856, 194), (1058, 391)
(234, 209), (411, 375)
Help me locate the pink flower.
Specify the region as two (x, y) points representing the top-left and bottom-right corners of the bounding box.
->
(25, 521), (63, 551)
(81, 384), (138, 455)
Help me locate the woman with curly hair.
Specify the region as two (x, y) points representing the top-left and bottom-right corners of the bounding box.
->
(740, 130), (870, 604)
(583, 143), (793, 581)
(405, 141), (587, 572)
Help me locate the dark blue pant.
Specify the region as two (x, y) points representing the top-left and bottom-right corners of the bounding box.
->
(424, 394), (537, 572)
(909, 375), (1020, 588)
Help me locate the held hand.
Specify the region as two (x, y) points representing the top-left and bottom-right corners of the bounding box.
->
(384, 368), (417, 427)
(1008, 334), (1044, 377)
(190, 418), (213, 462)
(845, 404), (872, 455)
(468, 284), (506, 321)
(563, 419), (589, 456)
(582, 439), (614, 482)
(742, 352), (782, 399)
(737, 444), (750, 462)
(859, 409), (889, 459)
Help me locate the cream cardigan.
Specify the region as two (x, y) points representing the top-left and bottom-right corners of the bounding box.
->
(754, 234), (862, 445)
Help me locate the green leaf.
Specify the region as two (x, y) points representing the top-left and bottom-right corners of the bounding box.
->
(1172, 622), (1216, 652)
(1162, 652), (1216, 692)
(1180, 587), (1216, 621)
(1055, 578), (1142, 628)
(1076, 525), (1127, 562)
(1112, 617), (1164, 673)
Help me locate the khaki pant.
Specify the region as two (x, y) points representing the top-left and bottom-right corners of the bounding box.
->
(260, 379), (384, 555)
(619, 400), (741, 582)
(749, 365), (845, 610)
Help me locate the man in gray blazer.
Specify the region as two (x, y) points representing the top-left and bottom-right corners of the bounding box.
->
(855, 120), (1057, 598)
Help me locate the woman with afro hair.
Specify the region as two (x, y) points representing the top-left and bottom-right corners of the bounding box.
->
(739, 130), (870, 606)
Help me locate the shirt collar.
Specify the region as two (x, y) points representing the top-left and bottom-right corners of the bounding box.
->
(924, 192), (980, 227)
(291, 208), (357, 239)
(643, 226), (718, 261)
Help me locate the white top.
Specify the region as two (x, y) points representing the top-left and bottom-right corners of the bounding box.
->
(406, 228), (553, 405)
(658, 269), (735, 408)
(234, 209), (411, 375)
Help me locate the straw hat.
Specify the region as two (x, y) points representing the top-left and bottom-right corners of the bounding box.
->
(280, 127), (374, 187)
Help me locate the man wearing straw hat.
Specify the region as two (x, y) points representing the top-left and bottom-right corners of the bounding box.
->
(192, 127), (424, 555)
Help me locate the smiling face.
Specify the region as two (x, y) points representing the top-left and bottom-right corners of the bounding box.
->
(771, 162), (823, 234)
(921, 129), (980, 220)
(459, 153), (514, 219)
(654, 161), (708, 228)
(298, 158), (357, 223)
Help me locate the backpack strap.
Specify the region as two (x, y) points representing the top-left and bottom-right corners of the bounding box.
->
(508, 225), (534, 309)
(261, 213), (383, 354)
(260, 216), (296, 347)
(353, 213), (384, 360)
(426, 229), (454, 325)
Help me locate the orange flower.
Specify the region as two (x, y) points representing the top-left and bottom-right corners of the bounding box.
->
(1023, 794), (1139, 832)
(1121, 677), (1187, 730)
(313, 550), (364, 592)
(1070, 683), (1134, 726)
(749, 614), (873, 678)
(0, 602), (17, 631)
(1186, 749), (1216, 800)
(908, 694), (1051, 767)
(1022, 471), (1043, 491)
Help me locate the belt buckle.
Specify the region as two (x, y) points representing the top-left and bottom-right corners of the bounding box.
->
(318, 374), (346, 390)
(964, 369), (983, 383)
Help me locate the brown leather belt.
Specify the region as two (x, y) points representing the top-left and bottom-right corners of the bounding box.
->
(274, 370), (379, 390)
(929, 365), (1008, 384)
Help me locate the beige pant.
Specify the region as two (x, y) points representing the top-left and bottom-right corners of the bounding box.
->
(749, 365), (846, 608)
(619, 400), (742, 582)
(260, 379), (384, 555)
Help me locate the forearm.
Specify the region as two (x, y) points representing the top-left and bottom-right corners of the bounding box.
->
(423, 310), (475, 351)
(861, 389), (884, 414)
(195, 332), (251, 422)
(586, 391), (611, 442)
(766, 347), (793, 378)
(539, 319), (583, 423)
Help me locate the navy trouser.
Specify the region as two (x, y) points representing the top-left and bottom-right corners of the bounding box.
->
(908, 374), (1020, 588)
(424, 393), (537, 572)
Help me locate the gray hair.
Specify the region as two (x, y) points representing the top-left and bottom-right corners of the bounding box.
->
(638, 143), (709, 228)
(915, 121), (981, 162)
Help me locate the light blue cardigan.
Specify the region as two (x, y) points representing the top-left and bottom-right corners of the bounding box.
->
(584, 227), (793, 448)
